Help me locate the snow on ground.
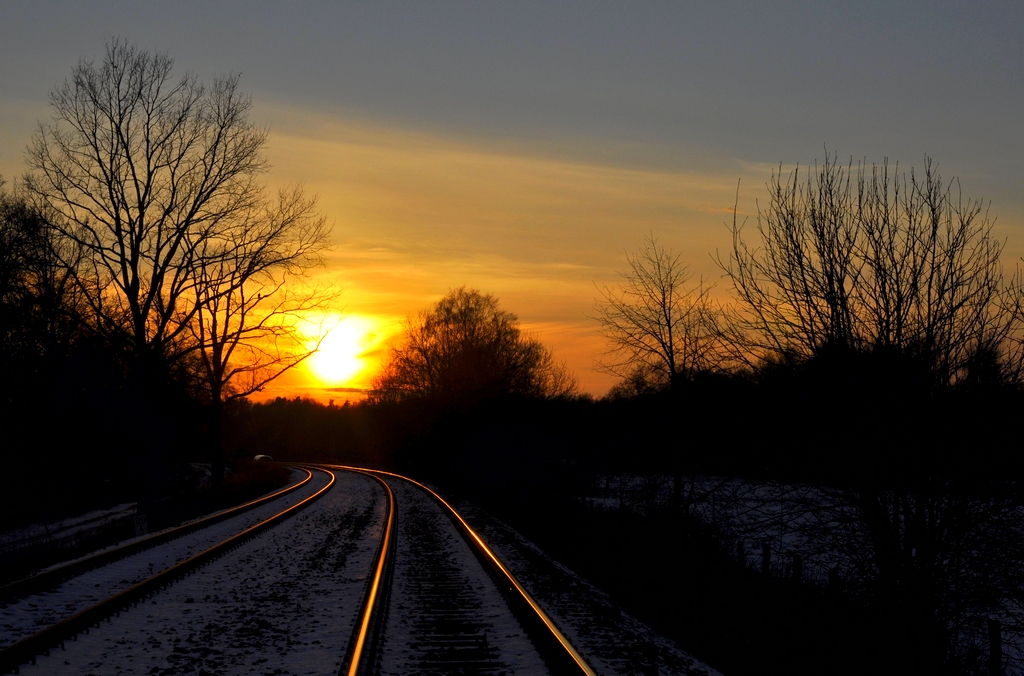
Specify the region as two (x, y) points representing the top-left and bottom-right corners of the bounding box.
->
(24, 468), (311, 579)
(19, 470), (385, 675)
(589, 473), (851, 583)
(377, 477), (548, 675)
(1, 503), (137, 554)
(2, 463), (234, 560)
(450, 497), (722, 676)
(0, 468), (326, 651)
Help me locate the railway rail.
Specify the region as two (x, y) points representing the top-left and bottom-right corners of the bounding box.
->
(2, 464), (597, 675)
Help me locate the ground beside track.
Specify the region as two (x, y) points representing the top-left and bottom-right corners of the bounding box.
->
(0, 468), (322, 652)
(450, 496), (721, 676)
(16, 471), (384, 675)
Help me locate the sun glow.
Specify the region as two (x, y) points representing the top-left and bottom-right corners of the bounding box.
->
(304, 314), (386, 388)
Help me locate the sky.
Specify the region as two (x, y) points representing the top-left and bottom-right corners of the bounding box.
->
(1, 2), (1022, 399)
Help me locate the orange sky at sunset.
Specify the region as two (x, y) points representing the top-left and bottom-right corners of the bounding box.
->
(249, 104), (770, 401)
(3, 96), (1022, 403)
(0, 98), (770, 401)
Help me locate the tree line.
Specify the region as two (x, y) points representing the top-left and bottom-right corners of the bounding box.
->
(595, 154), (1024, 395)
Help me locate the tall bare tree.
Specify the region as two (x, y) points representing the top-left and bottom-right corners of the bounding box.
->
(23, 40), (333, 487)
(716, 153), (1024, 670)
(593, 234), (720, 392)
(24, 39), (267, 378)
(719, 153), (1024, 385)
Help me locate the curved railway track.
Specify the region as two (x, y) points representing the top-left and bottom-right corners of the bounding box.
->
(2, 464), (596, 675)
(317, 464), (596, 676)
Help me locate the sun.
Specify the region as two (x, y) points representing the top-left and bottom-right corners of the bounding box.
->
(304, 315), (382, 387)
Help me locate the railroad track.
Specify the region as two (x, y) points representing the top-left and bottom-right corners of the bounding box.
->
(316, 464), (596, 676)
(2, 464), (596, 675)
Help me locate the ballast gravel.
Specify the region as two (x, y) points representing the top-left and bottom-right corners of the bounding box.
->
(16, 470), (385, 675)
(376, 477), (549, 675)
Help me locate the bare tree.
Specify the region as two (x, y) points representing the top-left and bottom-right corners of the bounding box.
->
(24, 39), (268, 380)
(593, 236), (723, 511)
(188, 185), (332, 480)
(371, 287), (577, 404)
(593, 234), (720, 391)
(23, 40), (335, 489)
(719, 153), (1024, 385)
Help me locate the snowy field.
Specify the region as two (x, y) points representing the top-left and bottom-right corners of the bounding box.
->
(17, 470), (385, 675)
(586, 472), (1024, 673)
(586, 473), (853, 584)
(0, 468), (322, 652)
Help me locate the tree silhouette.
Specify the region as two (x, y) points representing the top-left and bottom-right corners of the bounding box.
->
(593, 234), (719, 391)
(187, 185), (332, 481)
(371, 287), (577, 404)
(719, 153), (1024, 386)
(0, 178), (86, 405)
(25, 40), (268, 379)
(716, 153), (1024, 670)
(23, 40), (332, 489)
